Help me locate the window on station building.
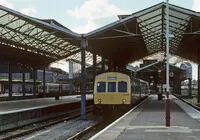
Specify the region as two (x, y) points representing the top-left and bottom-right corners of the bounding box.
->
(108, 82), (116, 92)
(97, 82), (106, 92)
(118, 81), (127, 92)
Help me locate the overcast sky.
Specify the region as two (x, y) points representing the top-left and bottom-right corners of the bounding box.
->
(0, 0), (199, 79)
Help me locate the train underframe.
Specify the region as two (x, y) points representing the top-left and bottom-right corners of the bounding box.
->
(93, 104), (133, 116)
(93, 96), (148, 116)
(37, 92), (68, 98)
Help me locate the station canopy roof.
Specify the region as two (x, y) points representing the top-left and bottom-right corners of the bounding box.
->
(0, 5), (81, 67)
(82, 2), (200, 66)
(1, 2), (200, 68)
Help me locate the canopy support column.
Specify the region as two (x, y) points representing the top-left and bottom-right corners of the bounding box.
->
(198, 64), (200, 103)
(8, 60), (12, 100)
(93, 51), (97, 81)
(81, 38), (88, 120)
(33, 67), (37, 98)
(22, 64), (25, 97)
(69, 61), (73, 95)
(43, 68), (46, 97)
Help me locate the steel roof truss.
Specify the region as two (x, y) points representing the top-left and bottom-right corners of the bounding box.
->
(90, 34), (142, 40)
(0, 36), (59, 58)
(123, 22), (131, 33)
(113, 29), (140, 36)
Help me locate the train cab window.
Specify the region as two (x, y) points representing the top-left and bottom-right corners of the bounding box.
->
(97, 82), (106, 92)
(118, 81), (127, 92)
(108, 82), (116, 92)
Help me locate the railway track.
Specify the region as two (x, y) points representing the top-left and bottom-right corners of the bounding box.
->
(68, 122), (100, 140)
(67, 109), (131, 140)
(173, 94), (200, 111)
(0, 106), (93, 140)
(68, 96), (149, 140)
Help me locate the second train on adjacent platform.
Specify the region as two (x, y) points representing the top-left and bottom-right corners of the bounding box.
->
(93, 72), (149, 114)
(37, 82), (93, 97)
(37, 83), (71, 97)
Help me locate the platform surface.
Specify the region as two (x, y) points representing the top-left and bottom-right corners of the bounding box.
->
(0, 94), (93, 115)
(90, 95), (200, 140)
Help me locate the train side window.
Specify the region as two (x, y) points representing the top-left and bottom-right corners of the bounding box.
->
(118, 81), (127, 92)
(97, 82), (106, 92)
(108, 82), (116, 92)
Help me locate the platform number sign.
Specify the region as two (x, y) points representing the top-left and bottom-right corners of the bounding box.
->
(107, 76), (117, 80)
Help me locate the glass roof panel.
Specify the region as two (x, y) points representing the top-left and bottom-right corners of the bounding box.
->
(0, 9), (7, 16)
(169, 9), (190, 20)
(139, 12), (163, 53)
(6, 18), (20, 28)
(0, 6), (80, 61)
(27, 27), (39, 36)
(150, 20), (162, 28)
(169, 16), (187, 25)
(143, 16), (162, 26)
(138, 9), (162, 21)
(0, 14), (15, 25)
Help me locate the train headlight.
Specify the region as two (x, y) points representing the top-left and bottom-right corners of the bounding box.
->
(122, 99), (126, 104)
(98, 99), (101, 104)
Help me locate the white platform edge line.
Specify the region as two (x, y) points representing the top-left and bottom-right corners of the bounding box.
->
(89, 95), (151, 140)
(0, 100), (89, 115)
(0, 101), (77, 115)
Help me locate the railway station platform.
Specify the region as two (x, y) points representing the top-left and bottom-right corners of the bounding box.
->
(0, 94), (93, 115)
(90, 95), (200, 140)
(0, 95), (93, 129)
